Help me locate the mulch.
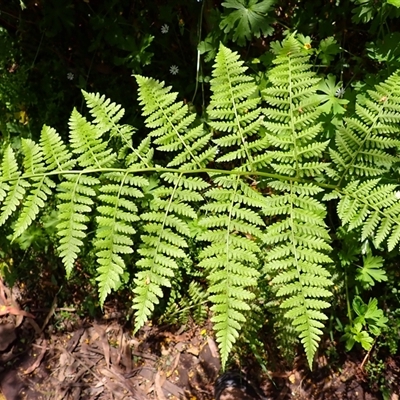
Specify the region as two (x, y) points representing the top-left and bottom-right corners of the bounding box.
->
(0, 276), (398, 400)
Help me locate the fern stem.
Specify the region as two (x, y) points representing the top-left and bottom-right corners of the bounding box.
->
(2, 167), (340, 190)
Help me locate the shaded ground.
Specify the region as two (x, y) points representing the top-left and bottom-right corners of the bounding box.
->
(0, 277), (399, 400)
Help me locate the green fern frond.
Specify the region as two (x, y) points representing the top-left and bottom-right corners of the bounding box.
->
(81, 90), (145, 166)
(82, 90), (126, 134)
(132, 75), (212, 331)
(263, 181), (333, 368)
(95, 172), (147, 305)
(69, 108), (117, 169)
(0, 146), (30, 226)
(262, 35), (328, 179)
(12, 139), (56, 239)
(135, 75), (215, 169)
(57, 174), (99, 277)
(337, 179), (400, 251)
(40, 125), (76, 171)
(132, 175), (197, 331)
(208, 43), (266, 171)
(259, 36), (334, 367)
(198, 175), (265, 367)
(330, 71), (400, 182)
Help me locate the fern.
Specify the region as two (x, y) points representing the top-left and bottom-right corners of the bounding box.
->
(0, 146), (29, 226)
(329, 71), (400, 183)
(3, 35), (400, 372)
(132, 75), (210, 331)
(208, 43), (267, 170)
(261, 36), (333, 367)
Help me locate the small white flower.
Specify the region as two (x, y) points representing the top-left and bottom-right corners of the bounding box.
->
(67, 72), (74, 80)
(169, 65), (179, 75)
(395, 191), (400, 200)
(335, 87), (345, 98)
(161, 24), (169, 34)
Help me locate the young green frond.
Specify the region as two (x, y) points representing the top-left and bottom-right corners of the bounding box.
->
(198, 175), (265, 367)
(330, 71), (400, 183)
(135, 75), (214, 170)
(262, 35), (328, 180)
(12, 139), (56, 239)
(264, 181), (333, 368)
(0, 146), (30, 226)
(208, 44), (264, 171)
(95, 172), (146, 305)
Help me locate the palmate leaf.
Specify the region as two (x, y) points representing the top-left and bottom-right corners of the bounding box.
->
(220, 0), (275, 46)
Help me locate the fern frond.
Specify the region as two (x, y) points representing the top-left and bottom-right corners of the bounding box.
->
(132, 173), (197, 331)
(208, 43), (266, 171)
(12, 139), (56, 239)
(330, 71), (400, 182)
(337, 179), (400, 251)
(263, 181), (332, 368)
(258, 36), (334, 367)
(57, 174), (99, 277)
(94, 172), (147, 305)
(0, 146), (29, 226)
(198, 175), (265, 367)
(81, 90), (146, 166)
(69, 108), (117, 169)
(135, 75), (215, 169)
(40, 125), (76, 171)
(262, 35), (328, 180)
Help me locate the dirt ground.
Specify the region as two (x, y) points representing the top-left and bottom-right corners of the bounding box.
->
(0, 277), (399, 400)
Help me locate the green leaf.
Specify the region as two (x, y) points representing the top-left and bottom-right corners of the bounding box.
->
(356, 253), (387, 289)
(318, 36), (341, 65)
(317, 74), (349, 115)
(220, 0), (275, 46)
(388, 0), (400, 8)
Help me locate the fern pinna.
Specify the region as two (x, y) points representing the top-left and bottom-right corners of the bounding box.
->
(328, 71), (400, 252)
(261, 36), (333, 367)
(198, 44), (267, 366)
(132, 75), (211, 331)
